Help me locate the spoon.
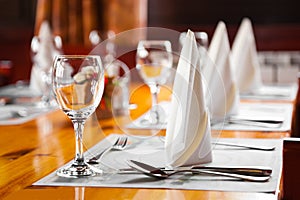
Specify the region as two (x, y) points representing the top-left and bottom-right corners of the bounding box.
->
(127, 160), (271, 182)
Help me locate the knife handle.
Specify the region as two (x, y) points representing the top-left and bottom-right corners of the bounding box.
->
(190, 166), (272, 176)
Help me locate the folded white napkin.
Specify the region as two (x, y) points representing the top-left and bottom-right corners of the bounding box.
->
(165, 30), (212, 167)
(231, 18), (262, 93)
(204, 21), (240, 120)
(29, 21), (61, 94)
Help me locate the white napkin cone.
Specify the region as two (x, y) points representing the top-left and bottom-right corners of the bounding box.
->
(165, 30), (212, 167)
(204, 21), (240, 120)
(231, 18), (262, 93)
(29, 21), (61, 94)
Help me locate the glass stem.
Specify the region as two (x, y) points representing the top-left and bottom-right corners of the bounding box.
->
(40, 71), (52, 106)
(73, 120), (86, 165)
(149, 84), (160, 123)
(149, 84), (160, 106)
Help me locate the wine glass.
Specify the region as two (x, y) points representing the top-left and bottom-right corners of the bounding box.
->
(136, 40), (173, 125)
(179, 31), (208, 50)
(52, 55), (104, 178)
(179, 32), (208, 67)
(31, 35), (63, 109)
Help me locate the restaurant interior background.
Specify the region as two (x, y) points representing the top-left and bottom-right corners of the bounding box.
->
(0, 0), (300, 84)
(0, 1), (300, 199)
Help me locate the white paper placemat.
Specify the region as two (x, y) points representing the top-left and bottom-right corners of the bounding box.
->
(0, 105), (56, 125)
(211, 102), (293, 132)
(34, 134), (282, 193)
(0, 84), (40, 98)
(240, 84), (297, 101)
(127, 101), (293, 132)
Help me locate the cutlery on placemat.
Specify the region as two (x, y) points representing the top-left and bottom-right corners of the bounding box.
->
(211, 116), (284, 128)
(229, 115), (284, 124)
(227, 119), (282, 128)
(212, 141), (276, 151)
(226, 115), (284, 128)
(171, 165), (272, 176)
(120, 163), (272, 177)
(126, 160), (272, 182)
(87, 136), (128, 165)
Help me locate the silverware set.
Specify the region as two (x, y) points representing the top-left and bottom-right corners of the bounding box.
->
(126, 160), (272, 182)
(88, 136), (274, 182)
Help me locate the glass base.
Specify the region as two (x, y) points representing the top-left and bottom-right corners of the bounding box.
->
(140, 105), (167, 126)
(57, 163), (101, 178)
(35, 99), (57, 111)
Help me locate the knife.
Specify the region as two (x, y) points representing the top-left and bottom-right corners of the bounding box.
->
(118, 164), (272, 177)
(229, 116), (284, 124)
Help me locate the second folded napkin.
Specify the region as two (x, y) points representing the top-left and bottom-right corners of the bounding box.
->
(165, 30), (212, 167)
(204, 21), (240, 120)
(231, 18), (262, 93)
(30, 21), (62, 94)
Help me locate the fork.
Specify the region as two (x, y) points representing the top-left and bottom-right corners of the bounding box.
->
(87, 136), (128, 165)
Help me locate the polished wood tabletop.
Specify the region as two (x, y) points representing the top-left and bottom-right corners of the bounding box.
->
(0, 83), (291, 200)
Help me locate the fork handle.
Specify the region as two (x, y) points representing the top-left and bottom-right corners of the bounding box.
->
(87, 147), (111, 164)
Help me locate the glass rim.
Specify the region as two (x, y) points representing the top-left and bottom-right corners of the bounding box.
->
(54, 55), (102, 60)
(137, 40), (172, 52)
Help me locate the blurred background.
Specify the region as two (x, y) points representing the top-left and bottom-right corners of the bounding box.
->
(0, 0), (300, 84)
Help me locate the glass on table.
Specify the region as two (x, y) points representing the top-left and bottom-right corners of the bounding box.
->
(136, 40), (173, 125)
(108, 60), (130, 116)
(179, 31), (209, 50)
(177, 31), (209, 69)
(52, 55), (105, 178)
(30, 33), (63, 109)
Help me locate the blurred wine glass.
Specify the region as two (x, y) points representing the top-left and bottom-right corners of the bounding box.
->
(89, 30), (131, 116)
(52, 55), (104, 178)
(30, 34), (62, 109)
(179, 31), (208, 50)
(178, 31), (209, 72)
(136, 40), (173, 125)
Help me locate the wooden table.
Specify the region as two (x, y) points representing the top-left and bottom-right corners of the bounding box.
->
(0, 84), (291, 200)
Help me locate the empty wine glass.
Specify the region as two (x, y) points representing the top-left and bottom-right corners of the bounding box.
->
(52, 55), (104, 178)
(179, 31), (208, 50)
(30, 34), (63, 109)
(136, 40), (173, 125)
